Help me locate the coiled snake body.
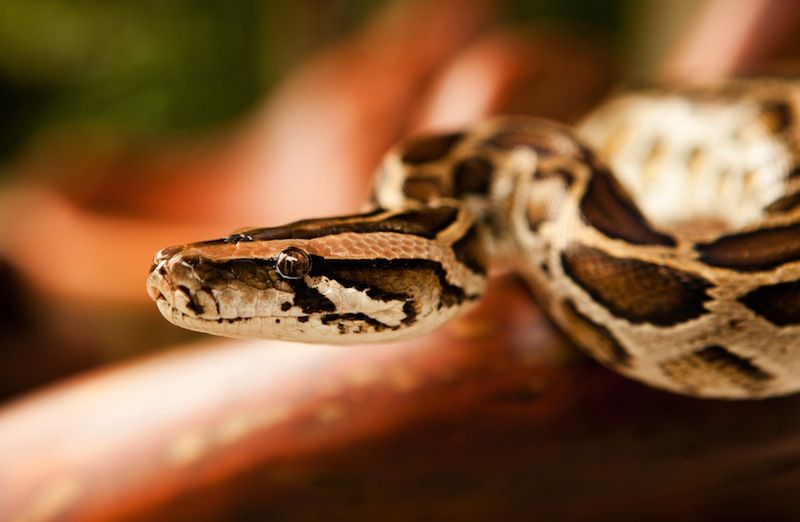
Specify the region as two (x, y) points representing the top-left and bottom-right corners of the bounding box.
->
(148, 79), (800, 399)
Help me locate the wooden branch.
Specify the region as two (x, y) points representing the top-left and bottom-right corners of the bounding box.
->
(2, 276), (799, 521)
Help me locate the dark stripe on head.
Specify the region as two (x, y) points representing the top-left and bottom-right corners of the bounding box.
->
(311, 256), (474, 309)
(401, 132), (464, 165)
(450, 224), (488, 275)
(661, 345), (772, 393)
(453, 157), (493, 196)
(177, 257), (274, 290)
(388, 207), (460, 238)
(214, 206), (460, 243)
(739, 280), (800, 326)
(310, 262), (409, 303)
(561, 245), (712, 325)
(580, 167), (676, 246)
(696, 223), (800, 271)
(174, 256), (337, 315)
(288, 279), (336, 314)
(562, 300), (630, 368)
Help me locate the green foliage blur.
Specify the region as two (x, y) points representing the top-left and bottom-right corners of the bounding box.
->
(0, 0), (626, 165)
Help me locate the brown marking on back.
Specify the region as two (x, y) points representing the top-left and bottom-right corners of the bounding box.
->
(562, 300), (631, 368)
(739, 280), (800, 326)
(696, 222), (800, 271)
(453, 157), (493, 196)
(450, 224), (488, 275)
(527, 209), (545, 232)
(402, 176), (444, 202)
(765, 191), (800, 214)
(401, 132), (464, 164)
(660, 345), (772, 394)
(580, 166), (676, 246)
(760, 99), (793, 134)
(561, 245), (712, 326)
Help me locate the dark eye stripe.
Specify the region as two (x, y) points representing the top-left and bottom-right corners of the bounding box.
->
(195, 207), (462, 246)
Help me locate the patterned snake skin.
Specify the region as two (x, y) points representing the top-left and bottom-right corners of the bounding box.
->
(148, 78), (800, 398)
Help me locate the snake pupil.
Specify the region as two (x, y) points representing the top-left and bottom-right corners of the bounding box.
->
(276, 247), (311, 279)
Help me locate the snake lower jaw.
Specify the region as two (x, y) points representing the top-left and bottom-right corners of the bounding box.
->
(151, 298), (452, 343)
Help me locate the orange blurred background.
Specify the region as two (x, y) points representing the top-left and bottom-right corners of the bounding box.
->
(2, 1), (800, 520)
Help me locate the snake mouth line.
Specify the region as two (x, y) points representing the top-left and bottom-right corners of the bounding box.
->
(156, 299), (253, 325)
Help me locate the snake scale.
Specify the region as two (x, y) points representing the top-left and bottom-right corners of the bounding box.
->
(147, 78), (800, 399)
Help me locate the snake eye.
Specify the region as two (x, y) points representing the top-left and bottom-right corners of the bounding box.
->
(276, 247), (311, 279)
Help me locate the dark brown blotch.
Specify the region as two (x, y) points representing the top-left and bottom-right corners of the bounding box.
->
(739, 280), (800, 326)
(561, 245), (712, 326)
(177, 285), (204, 315)
(765, 191), (800, 214)
(760, 99), (793, 133)
(401, 132), (464, 164)
(288, 279), (336, 314)
(453, 156), (493, 196)
(580, 166), (676, 246)
(661, 345), (772, 393)
(321, 312), (396, 333)
(402, 176), (443, 202)
(450, 225), (488, 275)
(696, 222), (800, 271)
(401, 301), (418, 325)
(561, 300), (631, 368)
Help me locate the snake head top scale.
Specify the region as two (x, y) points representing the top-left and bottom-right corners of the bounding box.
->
(147, 205), (488, 343)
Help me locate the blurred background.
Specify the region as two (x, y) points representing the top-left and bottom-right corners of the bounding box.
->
(3, 1), (800, 520)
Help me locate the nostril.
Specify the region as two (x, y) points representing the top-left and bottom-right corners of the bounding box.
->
(146, 278), (167, 302)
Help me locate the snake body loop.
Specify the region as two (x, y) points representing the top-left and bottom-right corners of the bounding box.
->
(148, 78), (800, 398)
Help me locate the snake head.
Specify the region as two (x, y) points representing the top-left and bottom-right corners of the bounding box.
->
(146, 207), (487, 343)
